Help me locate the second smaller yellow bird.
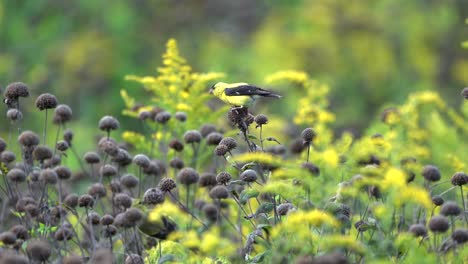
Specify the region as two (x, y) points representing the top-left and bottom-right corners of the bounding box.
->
(209, 82), (281, 108)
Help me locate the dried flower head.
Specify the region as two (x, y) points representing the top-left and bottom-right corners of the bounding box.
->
(1, 151), (15, 163)
(219, 137), (237, 150)
(84, 151), (101, 164)
(125, 254), (145, 264)
(6, 108), (23, 121)
(452, 229), (468, 244)
(0, 138), (6, 153)
(101, 214), (114, 226)
(64, 194), (79, 208)
(143, 188), (165, 205)
(214, 144), (228, 156)
(203, 204), (218, 222)
(206, 132), (223, 146)
(240, 169), (258, 183)
(54, 227), (73, 241)
(88, 183), (107, 199)
(432, 195), (444, 207)
(461, 87), (468, 100)
(18, 131), (40, 147)
(290, 138), (305, 154)
(100, 164), (118, 178)
(209, 185), (229, 199)
(409, 224), (427, 237)
(33, 145), (53, 161)
(429, 215), (449, 233)
(7, 168), (26, 183)
(121, 174), (139, 189)
(169, 157), (184, 169)
(0, 231), (17, 245)
(124, 207), (143, 226)
(56, 140), (69, 152)
(301, 162), (320, 176)
(114, 193), (132, 209)
(10, 225), (29, 240)
(254, 114), (268, 126)
(422, 165), (441, 182)
(133, 154), (151, 169)
(78, 194), (94, 208)
(440, 201), (461, 216)
(200, 124), (217, 138)
(216, 171), (232, 185)
(184, 130), (202, 144)
(26, 240), (51, 262)
(168, 139), (184, 152)
(301, 128), (316, 144)
(53, 104), (73, 124)
(175, 111), (187, 122)
(4, 82), (29, 99)
(199, 172), (217, 187)
(55, 166), (72, 180)
(155, 111), (171, 124)
(277, 203), (294, 216)
(177, 167), (199, 185)
(98, 115), (120, 131)
(39, 169), (58, 184)
(138, 110), (151, 121)
(35, 93), (58, 110)
(451, 172), (468, 186)
(159, 177), (177, 192)
(63, 129), (74, 146)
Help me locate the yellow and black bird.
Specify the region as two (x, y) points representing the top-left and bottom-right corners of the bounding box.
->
(209, 82), (281, 108)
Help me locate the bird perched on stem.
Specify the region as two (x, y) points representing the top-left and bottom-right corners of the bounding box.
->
(209, 82), (281, 109)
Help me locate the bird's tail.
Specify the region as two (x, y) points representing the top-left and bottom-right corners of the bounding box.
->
(266, 93), (282, 98)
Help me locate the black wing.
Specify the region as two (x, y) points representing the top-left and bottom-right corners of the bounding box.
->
(224, 85), (280, 98)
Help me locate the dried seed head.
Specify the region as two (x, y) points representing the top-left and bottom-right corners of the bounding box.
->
(114, 213), (131, 228)
(78, 194), (94, 208)
(184, 130), (202, 144)
(159, 177), (177, 192)
(138, 110), (150, 121)
(155, 111), (171, 124)
(206, 132), (223, 146)
(240, 169), (258, 183)
(103, 225), (118, 238)
(143, 188), (165, 205)
(110, 180), (122, 193)
(111, 149), (132, 166)
(0, 253), (29, 264)
(461, 87), (468, 99)
(277, 203), (294, 216)
(53, 104), (73, 124)
(219, 137), (237, 150)
(452, 229), (468, 244)
(88, 183), (107, 199)
(177, 167), (199, 185)
(133, 154), (150, 169)
(429, 215), (449, 233)
(63, 255), (86, 264)
(18, 131), (40, 147)
(121, 174), (139, 189)
(290, 138), (305, 154)
(168, 139), (184, 152)
(422, 165), (441, 182)
(0, 231), (17, 245)
(39, 169), (58, 185)
(301, 128), (316, 143)
(125, 254), (145, 264)
(56, 140), (69, 152)
(87, 212), (101, 225)
(451, 172), (468, 186)
(214, 144), (228, 156)
(227, 107), (247, 123)
(432, 195), (444, 206)
(124, 208), (143, 226)
(90, 248), (113, 264)
(54, 166), (72, 180)
(1, 151), (15, 163)
(101, 214), (114, 226)
(63, 129), (74, 146)
(4, 82), (29, 99)
(6, 108), (23, 121)
(33, 145), (53, 161)
(175, 111), (187, 122)
(7, 168), (26, 183)
(254, 114), (268, 126)
(98, 115), (120, 131)
(26, 240), (51, 262)
(54, 227), (73, 241)
(0, 138), (6, 153)
(203, 204), (218, 222)
(10, 225), (29, 240)
(199, 172), (217, 187)
(199, 124), (216, 138)
(216, 171), (232, 185)
(169, 157), (184, 169)
(409, 224), (427, 237)
(64, 194), (79, 208)
(114, 193), (132, 209)
(15, 196), (35, 212)
(84, 152), (101, 164)
(302, 162), (320, 176)
(100, 164), (118, 178)
(209, 185), (229, 199)
(440, 201), (461, 216)
(35, 93), (58, 110)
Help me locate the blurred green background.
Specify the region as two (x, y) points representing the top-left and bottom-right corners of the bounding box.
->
(1, 0), (467, 136)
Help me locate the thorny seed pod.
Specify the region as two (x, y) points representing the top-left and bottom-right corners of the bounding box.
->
(10, 225), (29, 240)
(33, 145), (53, 161)
(0, 137), (6, 152)
(138, 110), (151, 121)
(301, 162), (320, 176)
(88, 183), (107, 199)
(203, 204), (218, 222)
(63, 129), (74, 146)
(35, 93), (58, 110)
(1, 151), (15, 163)
(101, 214), (114, 226)
(301, 128), (316, 144)
(87, 212), (101, 225)
(124, 208), (143, 226)
(277, 203), (294, 216)
(39, 169), (58, 185)
(290, 138), (305, 154)
(7, 168), (26, 183)
(55, 166), (72, 180)
(0, 231), (17, 245)
(100, 164), (118, 178)
(64, 194), (79, 208)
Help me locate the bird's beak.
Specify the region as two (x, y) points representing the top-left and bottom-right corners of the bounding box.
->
(209, 88), (213, 94)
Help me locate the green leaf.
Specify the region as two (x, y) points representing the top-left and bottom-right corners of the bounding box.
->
(158, 254), (175, 264)
(240, 189), (260, 204)
(249, 251), (269, 263)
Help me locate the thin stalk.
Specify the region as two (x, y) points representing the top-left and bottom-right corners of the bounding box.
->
(167, 191), (207, 228)
(306, 143), (311, 162)
(259, 125), (264, 151)
(460, 186), (467, 224)
(43, 109), (48, 144)
(53, 125), (61, 156)
(138, 167), (142, 198)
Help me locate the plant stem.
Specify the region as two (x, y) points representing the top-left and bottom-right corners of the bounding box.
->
(43, 109), (48, 144)
(460, 186), (467, 224)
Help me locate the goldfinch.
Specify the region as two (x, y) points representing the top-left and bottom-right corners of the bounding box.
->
(209, 82), (281, 108)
